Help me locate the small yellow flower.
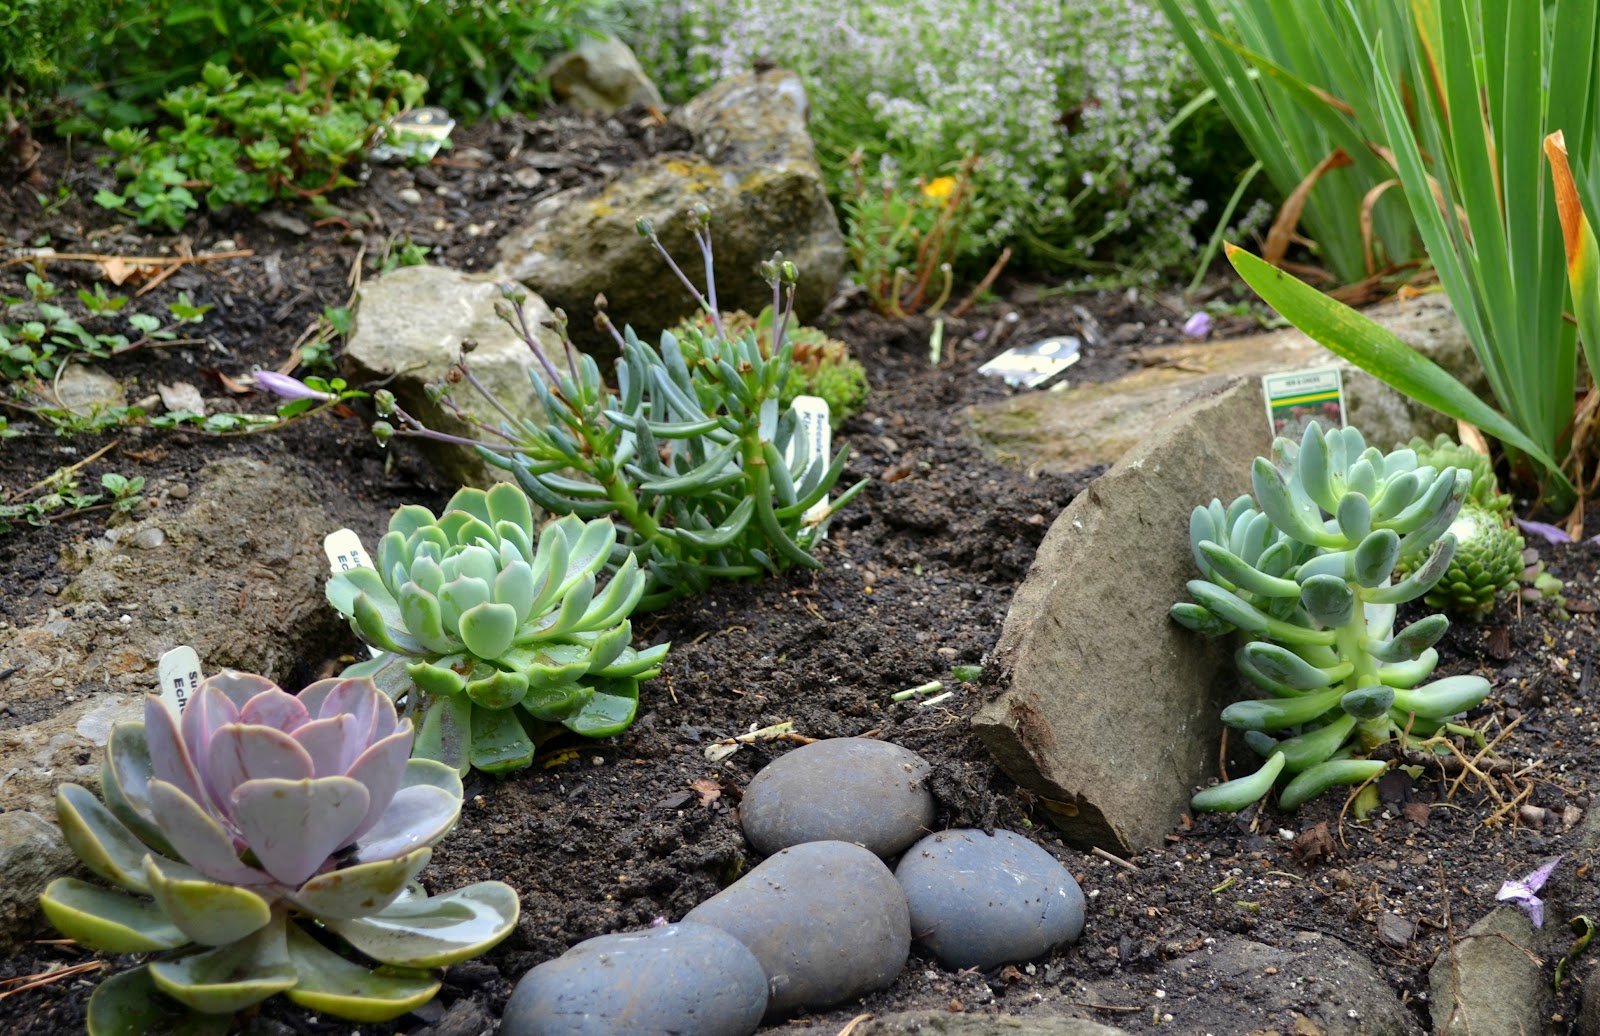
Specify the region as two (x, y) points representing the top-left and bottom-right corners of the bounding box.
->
(921, 176), (957, 206)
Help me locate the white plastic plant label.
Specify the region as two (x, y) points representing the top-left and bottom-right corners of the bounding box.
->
(977, 335), (1082, 388)
(1261, 367), (1346, 440)
(157, 645), (203, 716)
(324, 529), (384, 658)
(785, 395), (833, 526)
(324, 528), (375, 574)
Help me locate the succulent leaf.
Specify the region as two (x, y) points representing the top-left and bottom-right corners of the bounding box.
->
(57, 781), (160, 893)
(1191, 751), (1286, 813)
(292, 848), (432, 920)
(149, 917), (297, 1014)
(283, 922), (442, 1022)
(143, 856), (272, 947)
(1278, 759), (1388, 811)
(325, 881), (520, 968)
(86, 965), (232, 1036)
(40, 878), (189, 953)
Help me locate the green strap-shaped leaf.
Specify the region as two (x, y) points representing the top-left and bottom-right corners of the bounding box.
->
(57, 782), (158, 893)
(1272, 713), (1358, 773)
(1169, 602), (1236, 638)
(1239, 643), (1351, 692)
(1226, 244), (1569, 495)
(1392, 674), (1492, 721)
(143, 857), (271, 947)
(468, 703), (536, 773)
(86, 965), (232, 1036)
(1197, 541), (1300, 599)
(1221, 686), (1344, 732)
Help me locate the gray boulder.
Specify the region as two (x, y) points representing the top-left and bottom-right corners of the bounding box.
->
(685, 840), (909, 1016)
(740, 738), (935, 858)
(0, 458), (340, 823)
(1428, 907), (1551, 1036)
(972, 379), (1271, 854)
(0, 811), (78, 952)
(494, 70), (846, 356)
(345, 264), (562, 488)
(545, 35), (663, 115)
(968, 293), (1484, 475)
(502, 922), (767, 1036)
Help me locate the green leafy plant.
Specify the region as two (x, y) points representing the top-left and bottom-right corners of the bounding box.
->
(1153, 0), (1423, 283)
(0, 0), (109, 171)
(326, 483), (666, 775)
(670, 306), (868, 428)
(39, 671), (518, 1031)
(0, 468), (145, 533)
(1173, 422), (1491, 813)
(843, 152), (1009, 317)
(1218, 1), (1600, 512)
(376, 211), (868, 609)
(1, 274), (212, 383)
(94, 18), (426, 230)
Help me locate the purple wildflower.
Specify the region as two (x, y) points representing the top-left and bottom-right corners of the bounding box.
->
(1496, 856), (1561, 927)
(1182, 312), (1213, 338)
(254, 370), (335, 402)
(1514, 518), (1572, 545)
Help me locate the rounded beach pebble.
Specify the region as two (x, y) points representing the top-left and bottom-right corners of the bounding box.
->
(740, 737), (936, 858)
(895, 828), (1085, 970)
(501, 922), (768, 1036)
(685, 839), (911, 1016)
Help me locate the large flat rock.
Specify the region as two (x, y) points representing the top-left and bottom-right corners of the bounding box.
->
(967, 293), (1480, 474)
(972, 379), (1270, 854)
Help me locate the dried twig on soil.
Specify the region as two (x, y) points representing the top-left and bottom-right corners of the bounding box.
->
(2, 248), (253, 270)
(1370, 743), (1519, 776)
(0, 960), (101, 1002)
(1092, 846), (1139, 872)
(834, 1013), (873, 1036)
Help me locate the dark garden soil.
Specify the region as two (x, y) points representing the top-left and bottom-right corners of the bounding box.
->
(2, 110), (1599, 1036)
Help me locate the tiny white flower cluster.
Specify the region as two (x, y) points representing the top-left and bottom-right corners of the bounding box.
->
(625, 0), (1262, 277)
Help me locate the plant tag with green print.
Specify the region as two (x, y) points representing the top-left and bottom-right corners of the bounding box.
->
(1262, 367), (1345, 441)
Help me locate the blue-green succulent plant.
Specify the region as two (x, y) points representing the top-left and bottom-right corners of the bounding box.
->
(326, 482), (666, 774)
(1173, 422), (1493, 812)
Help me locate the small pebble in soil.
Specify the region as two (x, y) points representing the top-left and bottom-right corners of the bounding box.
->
(895, 828), (1086, 970)
(501, 922), (767, 1036)
(739, 737), (935, 858)
(132, 527), (167, 550)
(685, 840), (910, 1016)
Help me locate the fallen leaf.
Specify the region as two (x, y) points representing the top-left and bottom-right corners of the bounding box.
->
(1403, 802), (1430, 827)
(1291, 821), (1336, 866)
(157, 382), (206, 416)
(97, 256), (160, 286)
(690, 778), (722, 806)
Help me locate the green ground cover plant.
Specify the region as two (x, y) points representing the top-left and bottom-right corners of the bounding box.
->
(625, 0), (1269, 281)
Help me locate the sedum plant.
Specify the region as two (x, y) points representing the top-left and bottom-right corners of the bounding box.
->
(377, 210), (868, 610)
(39, 672), (518, 1033)
(327, 482), (666, 774)
(1173, 423), (1492, 813)
(670, 305), (869, 428)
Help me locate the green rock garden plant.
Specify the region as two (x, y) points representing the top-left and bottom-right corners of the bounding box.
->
(39, 671), (518, 1033)
(1173, 422), (1492, 813)
(376, 209), (868, 610)
(326, 483), (666, 775)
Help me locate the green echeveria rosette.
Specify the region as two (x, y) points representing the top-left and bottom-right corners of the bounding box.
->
(39, 672), (518, 1034)
(1172, 422), (1493, 814)
(326, 482), (667, 775)
(1405, 434), (1512, 515)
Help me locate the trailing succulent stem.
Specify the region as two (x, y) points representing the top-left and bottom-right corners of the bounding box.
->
(375, 207), (867, 609)
(327, 483), (665, 774)
(40, 673), (517, 1033)
(1173, 422), (1492, 812)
